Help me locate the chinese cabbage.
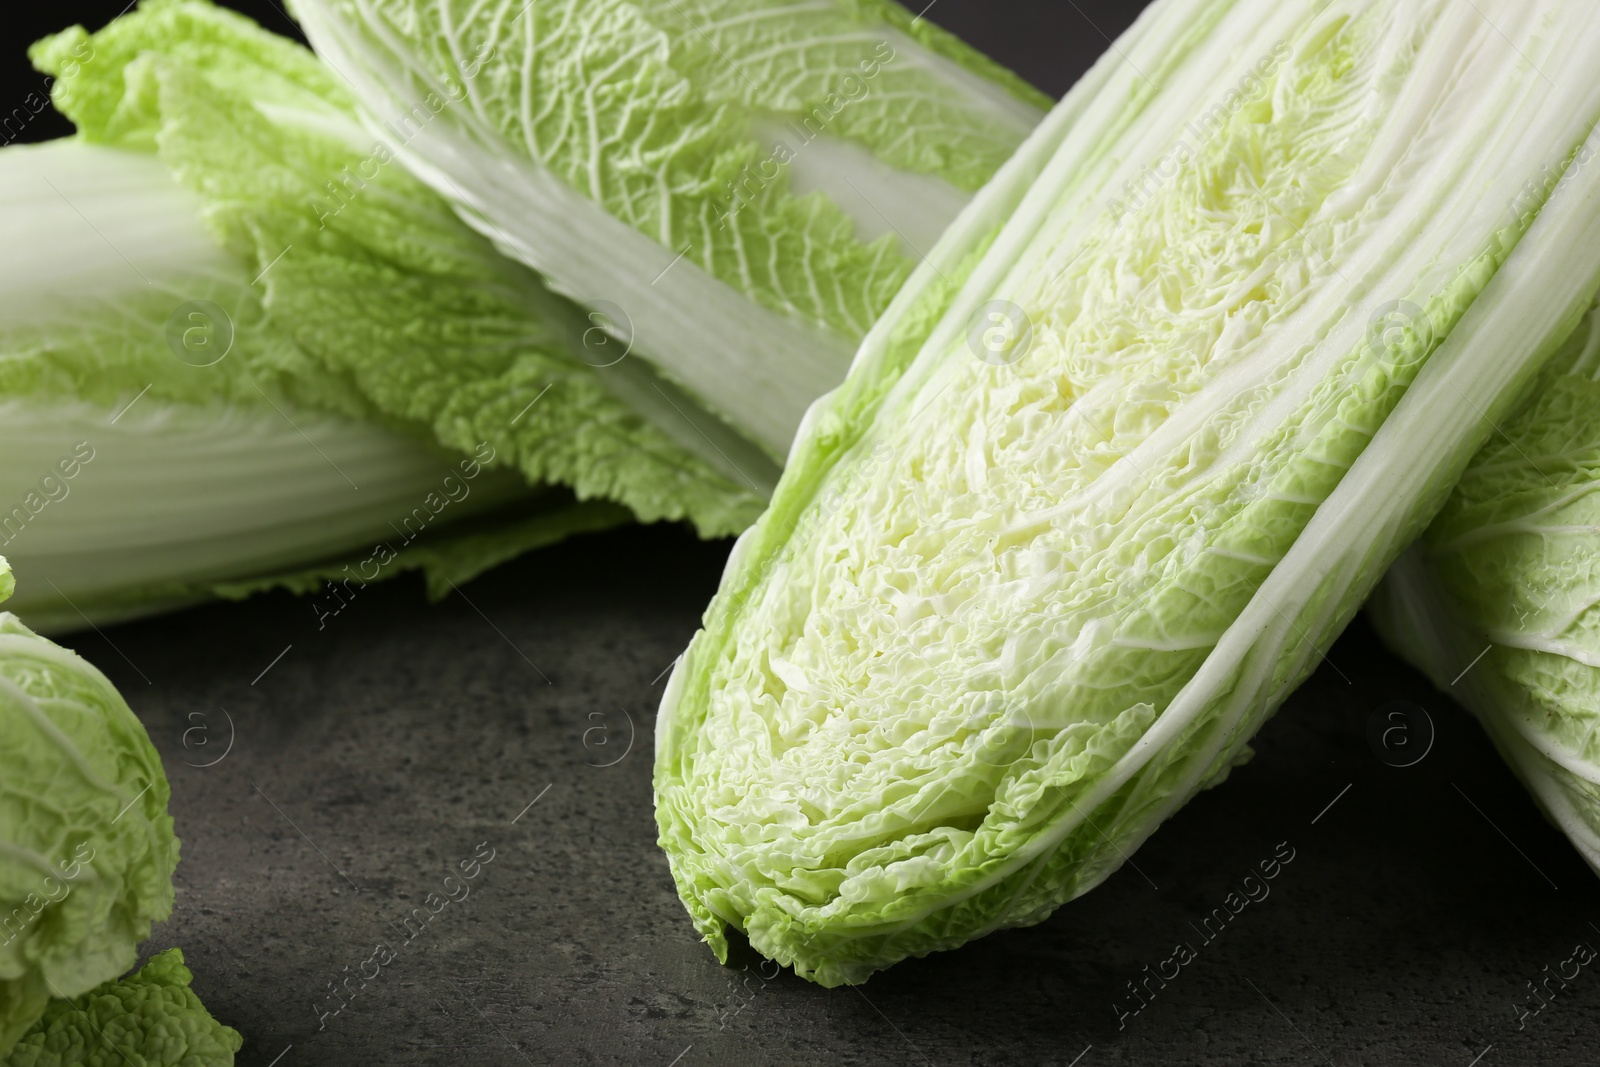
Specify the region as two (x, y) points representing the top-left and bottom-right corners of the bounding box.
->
(287, 0), (1051, 454)
(654, 0), (1600, 985)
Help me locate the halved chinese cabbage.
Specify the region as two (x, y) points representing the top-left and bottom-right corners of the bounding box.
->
(655, 0), (1600, 985)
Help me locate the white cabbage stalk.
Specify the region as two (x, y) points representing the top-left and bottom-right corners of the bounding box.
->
(1372, 296), (1600, 875)
(654, 0), (1600, 986)
(287, 0), (1052, 454)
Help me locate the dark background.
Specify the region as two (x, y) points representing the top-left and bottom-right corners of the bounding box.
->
(9, 1), (1600, 1065)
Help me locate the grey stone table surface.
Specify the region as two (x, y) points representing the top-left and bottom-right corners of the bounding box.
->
(60, 523), (1600, 1067)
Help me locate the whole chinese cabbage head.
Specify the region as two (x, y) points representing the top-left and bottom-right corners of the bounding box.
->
(0, 556), (179, 1054)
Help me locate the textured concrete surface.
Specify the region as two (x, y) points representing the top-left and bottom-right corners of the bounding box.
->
(61, 523), (1600, 1067)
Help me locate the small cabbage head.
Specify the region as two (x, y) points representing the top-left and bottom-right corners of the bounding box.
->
(0, 557), (179, 1053)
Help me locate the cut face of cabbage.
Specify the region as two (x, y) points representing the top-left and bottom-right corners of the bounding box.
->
(1371, 297), (1600, 875)
(655, 0), (1600, 985)
(286, 0), (1051, 454)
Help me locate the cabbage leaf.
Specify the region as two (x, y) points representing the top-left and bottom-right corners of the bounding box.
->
(12, 0), (1045, 629)
(3, 949), (241, 1067)
(286, 0), (1052, 454)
